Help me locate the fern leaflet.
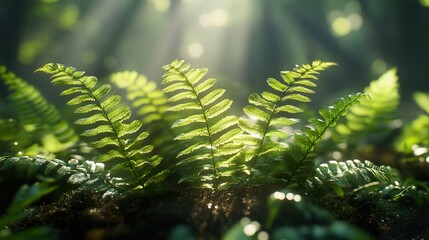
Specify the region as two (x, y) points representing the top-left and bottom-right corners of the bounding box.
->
(237, 60), (336, 168)
(162, 60), (242, 188)
(36, 63), (160, 190)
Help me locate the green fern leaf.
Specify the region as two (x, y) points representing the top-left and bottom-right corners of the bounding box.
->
(282, 93), (367, 186)
(0, 66), (79, 155)
(335, 68), (400, 142)
(0, 156), (119, 195)
(395, 92), (429, 154)
(162, 59), (242, 188)
(306, 159), (400, 197)
(37, 63), (159, 189)
(109, 70), (179, 169)
(237, 61), (336, 167)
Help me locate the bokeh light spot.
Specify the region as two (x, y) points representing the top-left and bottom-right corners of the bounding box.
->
(348, 13), (363, 30)
(257, 231), (269, 240)
(60, 4), (80, 30)
(243, 221), (260, 236)
(199, 13), (213, 28)
(199, 9), (228, 28)
(273, 191), (286, 200)
(151, 0), (170, 13)
(188, 42), (204, 59)
(212, 9), (229, 27)
(331, 17), (351, 36)
(420, 0), (429, 7)
(371, 59), (387, 74)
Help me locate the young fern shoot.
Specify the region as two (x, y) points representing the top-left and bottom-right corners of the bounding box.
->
(36, 63), (160, 190)
(238, 61), (336, 169)
(162, 60), (242, 188)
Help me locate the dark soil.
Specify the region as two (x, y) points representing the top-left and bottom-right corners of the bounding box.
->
(12, 186), (272, 240)
(9, 186), (429, 240)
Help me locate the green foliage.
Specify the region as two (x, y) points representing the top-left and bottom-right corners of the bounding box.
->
(335, 68), (400, 143)
(109, 71), (179, 160)
(237, 60), (336, 167)
(110, 71), (170, 125)
(0, 66), (79, 156)
(395, 92), (429, 155)
(279, 93), (367, 186)
(0, 181), (57, 239)
(307, 159), (429, 203)
(0, 156), (118, 195)
(306, 159), (400, 197)
(161, 60), (242, 188)
(36, 63), (161, 190)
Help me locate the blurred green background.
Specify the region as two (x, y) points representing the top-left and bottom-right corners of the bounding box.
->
(1, 0), (428, 119)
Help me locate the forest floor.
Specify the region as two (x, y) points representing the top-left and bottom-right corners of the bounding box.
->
(6, 185), (429, 240)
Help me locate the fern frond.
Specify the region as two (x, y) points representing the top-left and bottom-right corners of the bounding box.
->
(395, 92), (429, 154)
(0, 156), (119, 196)
(237, 61), (336, 167)
(110, 71), (169, 124)
(335, 68), (400, 142)
(0, 66), (79, 155)
(306, 159), (400, 196)
(109, 70), (180, 164)
(36, 63), (159, 189)
(281, 93), (367, 186)
(162, 60), (242, 188)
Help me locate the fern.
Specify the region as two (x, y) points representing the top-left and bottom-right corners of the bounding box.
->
(306, 159), (429, 203)
(237, 60), (336, 168)
(109, 71), (179, 161)
(395, 92), (429, 155)
(36, 63), (160, 190)
(279, 93), (367, 186)
(0, 155), (119, 196)
(110, 71), (170, 125)
(335, 68), (400, 143)
(0, 66), (79, 155)
(306, 159), (400, 196)
(161, 60), (242, 188)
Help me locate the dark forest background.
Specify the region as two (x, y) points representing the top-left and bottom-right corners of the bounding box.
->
(1, 0), (428, 120)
